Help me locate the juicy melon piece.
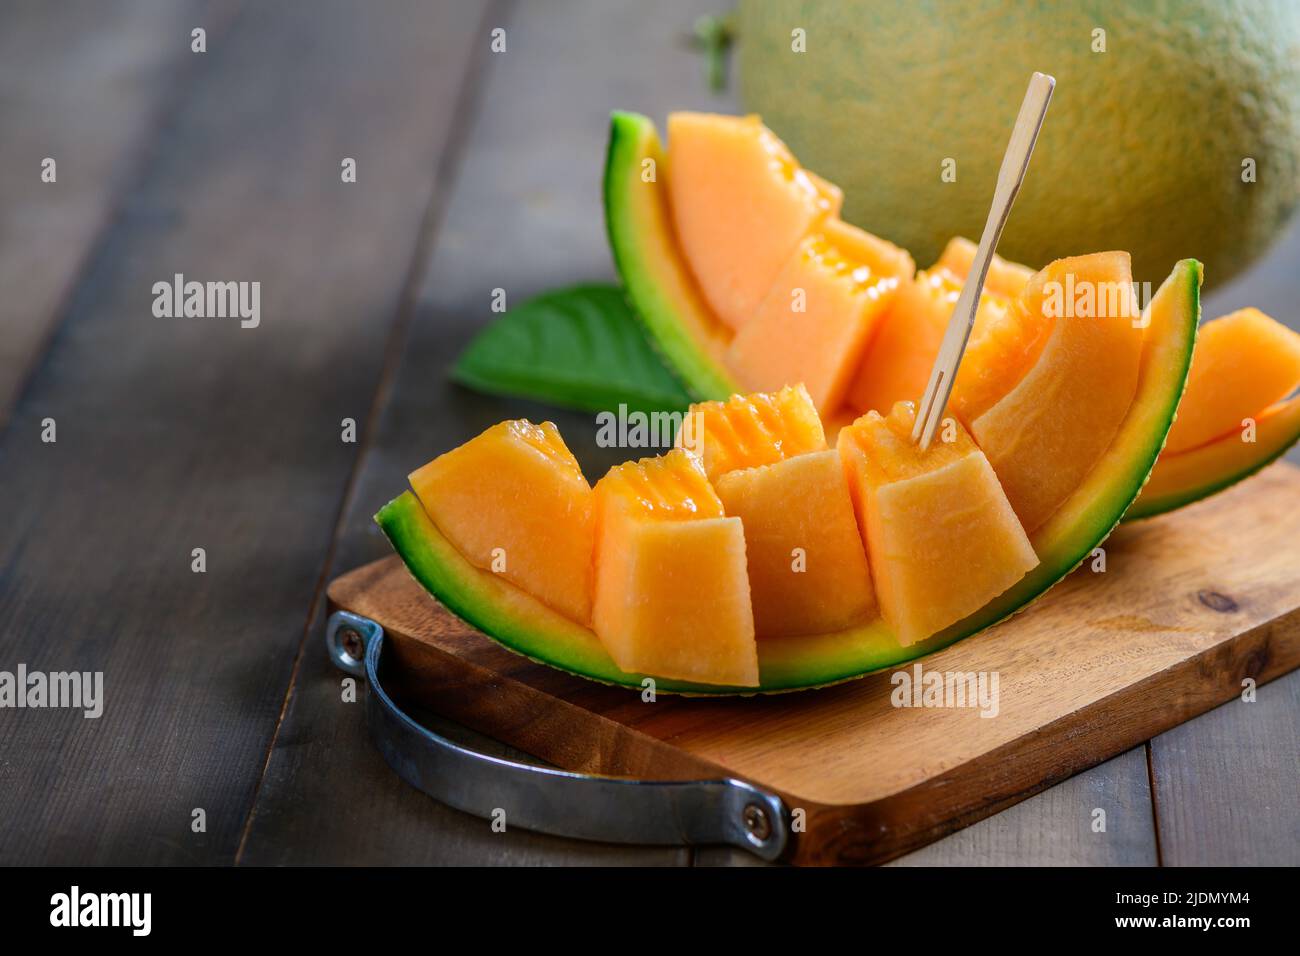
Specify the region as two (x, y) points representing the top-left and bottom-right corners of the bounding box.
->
(949, 294), (1052, 424)
(676, 383), (826, 482)
(1163, 307), (1300, 454)
(846, 272), (948, 415)
(666, 112), (835, 332)
(409, 420), (594, 624)
(726, 222), (910, 415)
(591, 448), (758, 686)
(838, 403), (1038, 646)
(847, 262), (1047, 421)
(1132, 393), (1300, 519)
(934, 236), (1034, 300)
(972, 252), (1145, 532)
(716, 450), (875, 637)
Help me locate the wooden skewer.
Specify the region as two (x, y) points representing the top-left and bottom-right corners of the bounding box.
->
(912, 71), (1055, 450)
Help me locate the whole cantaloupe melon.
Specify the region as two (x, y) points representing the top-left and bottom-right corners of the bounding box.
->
(738, 0), (1300, 285)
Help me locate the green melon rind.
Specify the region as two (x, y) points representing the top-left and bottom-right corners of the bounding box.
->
(377, 489), (920, 694)
(376, 258), (1196, 694)
(604, 111), (740, 401)
(1124, 407), (1300, 521)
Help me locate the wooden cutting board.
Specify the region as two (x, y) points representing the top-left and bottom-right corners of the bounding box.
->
(328, 464), (1300, 865)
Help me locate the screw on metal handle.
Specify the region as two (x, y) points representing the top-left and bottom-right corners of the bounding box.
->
(324, 610), (790, 861)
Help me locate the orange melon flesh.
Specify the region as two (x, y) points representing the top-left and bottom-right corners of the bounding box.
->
(409, 420), (595, 624)
(971, 252), (1145, 533)
(675, 383), (826, 482)
(1163, 307), (1300, 454)
(726, 222), (910, 415)
(591, 448), (758, 686)
(838, 403), (1038, 646)
(715, 449), (876, 638)
(666, 112), (835, 332)
(934, 236), (1034, 300)
(1139, 394), (1300, 512)
(846, 272), (948, 416)
(847, 263), (1047, 423)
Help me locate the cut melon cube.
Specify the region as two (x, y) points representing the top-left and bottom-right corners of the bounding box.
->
(726, 225), (907, 415)
(971, 252), (1145, 532)
(591, 448), (758, 686)
(409, 420), (594, 624)
(847, 263), (1049, 423)
(838, 403), (1038, 646)
(716, 450), (875, 637)
(667, 112), (835, 332)
(676, 383), (826, 482)
(1164, 307), (1300, 454)
(934, 236), (1034, 300)
(846, 272), (948, 416)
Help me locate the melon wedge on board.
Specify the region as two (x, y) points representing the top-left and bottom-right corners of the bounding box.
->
(377, 259), (1199, 694)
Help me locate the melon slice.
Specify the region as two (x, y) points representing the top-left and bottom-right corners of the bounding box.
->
(604, 112), (740, 399)
(716, 450), (876, 637)
(726, 223), (911, 415)
(591, 448), (758, 686)
(838, 403), (1038, 645)
(1162, 307), (1300, 454)
(934, 236), (1034, 300)
(847, 265), (1047, 421)
(971, 252), (1145, 532)
(376, 265), (1197, 694)
(408, 420), (594, 624)
(845, 273), (948, 416)
(666, 112), (836, 332)
(675, 383), (826, 481)
(1130, 394), (1300, 520)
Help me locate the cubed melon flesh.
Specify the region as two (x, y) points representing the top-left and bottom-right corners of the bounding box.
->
(934, 236), (1034, 301)
(847, 265), (1046, 422)
(667, 112), (834, 332)
(1163, 307), (1300, 454)
(716, 450), (875, 637)
(676, 383), (826, 482)
(846, 272), (948, 416)
(591, 448), (758, 686)
(409, 420), (595, 624)
(726, 223), (909, 415)
(838, 403), (1038, 646)
(971, 252), (1145, 532)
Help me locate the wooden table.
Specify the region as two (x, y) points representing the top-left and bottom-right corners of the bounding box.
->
(1, 0), (1296, 866)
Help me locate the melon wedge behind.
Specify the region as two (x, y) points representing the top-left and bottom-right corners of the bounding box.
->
(666, 112), (836, 332)
(1162, 307), (1300, 454)
(1129, 394), (1300, 521)
(604, 111), (738, 400)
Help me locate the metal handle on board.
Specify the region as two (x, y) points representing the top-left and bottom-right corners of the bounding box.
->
(325, 610), (789, 861)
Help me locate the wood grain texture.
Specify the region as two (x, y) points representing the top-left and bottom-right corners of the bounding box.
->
(1147, 668), (1300, 865)
(0, 0), (224, 420)
(0, 0), (486, 864)
(696, 746), (1158, 867)
(329, 465), (1300, 864)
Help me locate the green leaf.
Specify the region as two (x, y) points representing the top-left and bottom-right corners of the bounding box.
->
(452, 284), (693, 414)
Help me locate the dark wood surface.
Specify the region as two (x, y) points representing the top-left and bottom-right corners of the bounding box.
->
(1, 0), (1297, 866)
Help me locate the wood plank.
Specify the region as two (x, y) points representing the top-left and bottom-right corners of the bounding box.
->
(236, 0), (738, 865)
(695, 747), (1158, 866)
(1148, 667), (1300, 865)
(327, 464), (1300, 864)
(889, 747), (1157, 865)
(0, 0), (223, 421)
(0, 0), (487, 864)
